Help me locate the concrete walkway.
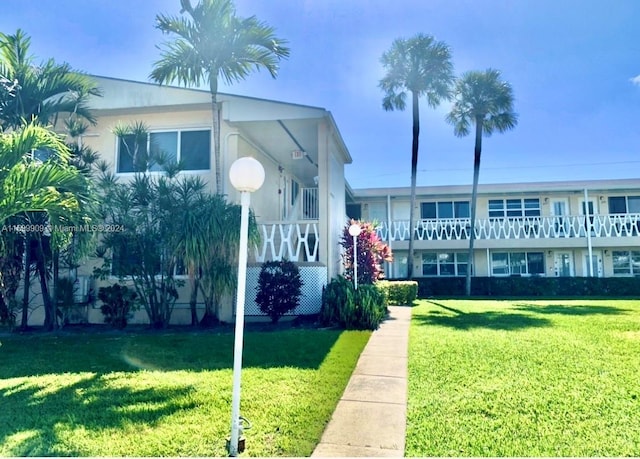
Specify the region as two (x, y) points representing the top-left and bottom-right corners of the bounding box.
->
(312, 306), (412, 457)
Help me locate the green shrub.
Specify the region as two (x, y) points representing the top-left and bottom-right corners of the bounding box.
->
(98, 284), (137, 329)
(377, 280), (418, 305)
(415, 276), (640, 298)
(320, 276), (387, 330)
(255, 260), (303, 323)
(356, 284), (387, 329)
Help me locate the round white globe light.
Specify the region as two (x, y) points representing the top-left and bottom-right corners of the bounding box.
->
(348, 223), (362, 237)
(229, 157), (265, 192)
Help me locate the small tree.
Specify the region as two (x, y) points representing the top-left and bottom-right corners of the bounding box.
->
(255, 260), (303, 324)
(98, 284), (138, 329)
(341, 220), (393, 285)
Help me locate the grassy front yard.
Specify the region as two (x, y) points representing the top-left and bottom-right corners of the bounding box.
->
(407, 299), (640, 457)
(0, 327), (370, 456)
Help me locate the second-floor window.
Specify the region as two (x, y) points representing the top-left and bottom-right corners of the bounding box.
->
(421, 201), (470, 219)
(608, 196), (640, 214)
(489, 198), (540, 218)
(117, 129), (211, 173)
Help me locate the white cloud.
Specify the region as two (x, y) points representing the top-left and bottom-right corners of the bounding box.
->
(631, 75), (640, 86)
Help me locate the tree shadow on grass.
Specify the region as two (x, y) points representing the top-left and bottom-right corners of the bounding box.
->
(0, 329), (343, 379)
(0, 373), (198, 456)
(514, 303), (629, 316)
(414, 301), (551, 331)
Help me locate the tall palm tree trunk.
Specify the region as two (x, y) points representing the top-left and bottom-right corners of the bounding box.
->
(35, 237), (56, 330)
(210, 79), (223, 195)
(465, 119), (483, 296)
(20, 239), (31, 330)
(188, 270), (199, 326)
(407, 91), (420, 279)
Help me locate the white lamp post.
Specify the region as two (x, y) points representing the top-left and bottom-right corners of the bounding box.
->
(228, 156), (265, 456)
(348, 223), (362, 290)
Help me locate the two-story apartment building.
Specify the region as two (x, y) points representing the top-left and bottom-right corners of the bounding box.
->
(21, 76), (352, 325)
(350, 179), (640, 280)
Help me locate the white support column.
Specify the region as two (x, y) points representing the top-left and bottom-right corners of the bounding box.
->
(584, 188), (594, 277)
(486, 248), (491, 277)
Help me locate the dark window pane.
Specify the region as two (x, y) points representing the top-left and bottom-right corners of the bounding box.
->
(150, 132), (178, 171)
(346, 204), (362, 220)
(524, 199), (541, 216)
(118, 135), (135, 172)
(492, 253), (509, 275)
(510, 252), (526, 274)
(422, 252), (437, 276)
(422, 263), (438, 276)
(612, 251), (629, 275)
(527, 252), (545, 274)
(422, 252), (437, 263)
(608, 197), (626, 214)
(291, 180), (300, 206)
(421, 202), (436, 219)
(181, 130), (210, 170)
(628, 196), (640, 214)
(507, 199), (523, 217)
(438, 202), (453, 219)
(632, 251), (640, 275)
(455, 201), (470, 218)
(440, 263), (455, 276)
(489, 200), (504, 218)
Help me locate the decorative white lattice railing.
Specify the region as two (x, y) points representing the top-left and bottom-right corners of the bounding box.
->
(254, 220), (320, 262)
(375, 213), (640, 242)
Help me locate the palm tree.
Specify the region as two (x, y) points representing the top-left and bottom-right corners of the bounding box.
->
(0, 123), (89, 224)
(0, 122), (91, 328)
(150, 0), (290, 195)
(0, 29), (100, 329)
(0, 29), (101, 130)
(446, 69), (518, 296)
(379, 34), (455, 278)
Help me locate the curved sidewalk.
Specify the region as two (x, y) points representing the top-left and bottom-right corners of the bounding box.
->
(312, 305), (412, 457)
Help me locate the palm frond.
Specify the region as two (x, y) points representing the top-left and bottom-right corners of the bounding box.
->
(447, 68), (518, 138)
(379, 34), (455, 111)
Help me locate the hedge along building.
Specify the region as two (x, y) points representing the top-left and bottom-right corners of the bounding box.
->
(349, 179), (640, 281)
(19, 76), (352, 326)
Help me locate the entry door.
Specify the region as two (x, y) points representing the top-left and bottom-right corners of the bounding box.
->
(554, 252), (574, 276)
(583, 251), (603, 277)
(580, 199), (598, 235)
(551, 199), (569, 236)
(392, 202), (411, 241)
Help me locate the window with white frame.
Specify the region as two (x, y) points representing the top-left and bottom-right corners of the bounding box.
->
(491, 251), (544, 276)
(488, 198), (540, 218)
(111, 244), (187, 277)
(117, 129), (210, 173)
(608, 196), (640, 214)
(612, 250), (640, 275)
(421, 201), (470, 219)
(422, 252), (470, 276)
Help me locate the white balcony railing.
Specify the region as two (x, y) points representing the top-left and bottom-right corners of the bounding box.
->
(300, 187), (319, 220)
(254, 220), (319, 262)
(376, 213), (640, 242)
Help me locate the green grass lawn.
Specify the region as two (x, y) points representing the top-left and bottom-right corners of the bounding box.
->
(407, 299), (640, 457)
(0, 326), (370, 456)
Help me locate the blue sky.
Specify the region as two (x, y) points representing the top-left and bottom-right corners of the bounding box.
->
(2, 0), (639, 189)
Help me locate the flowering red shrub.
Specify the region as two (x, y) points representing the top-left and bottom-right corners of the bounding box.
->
(341, 219), (393, 285)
